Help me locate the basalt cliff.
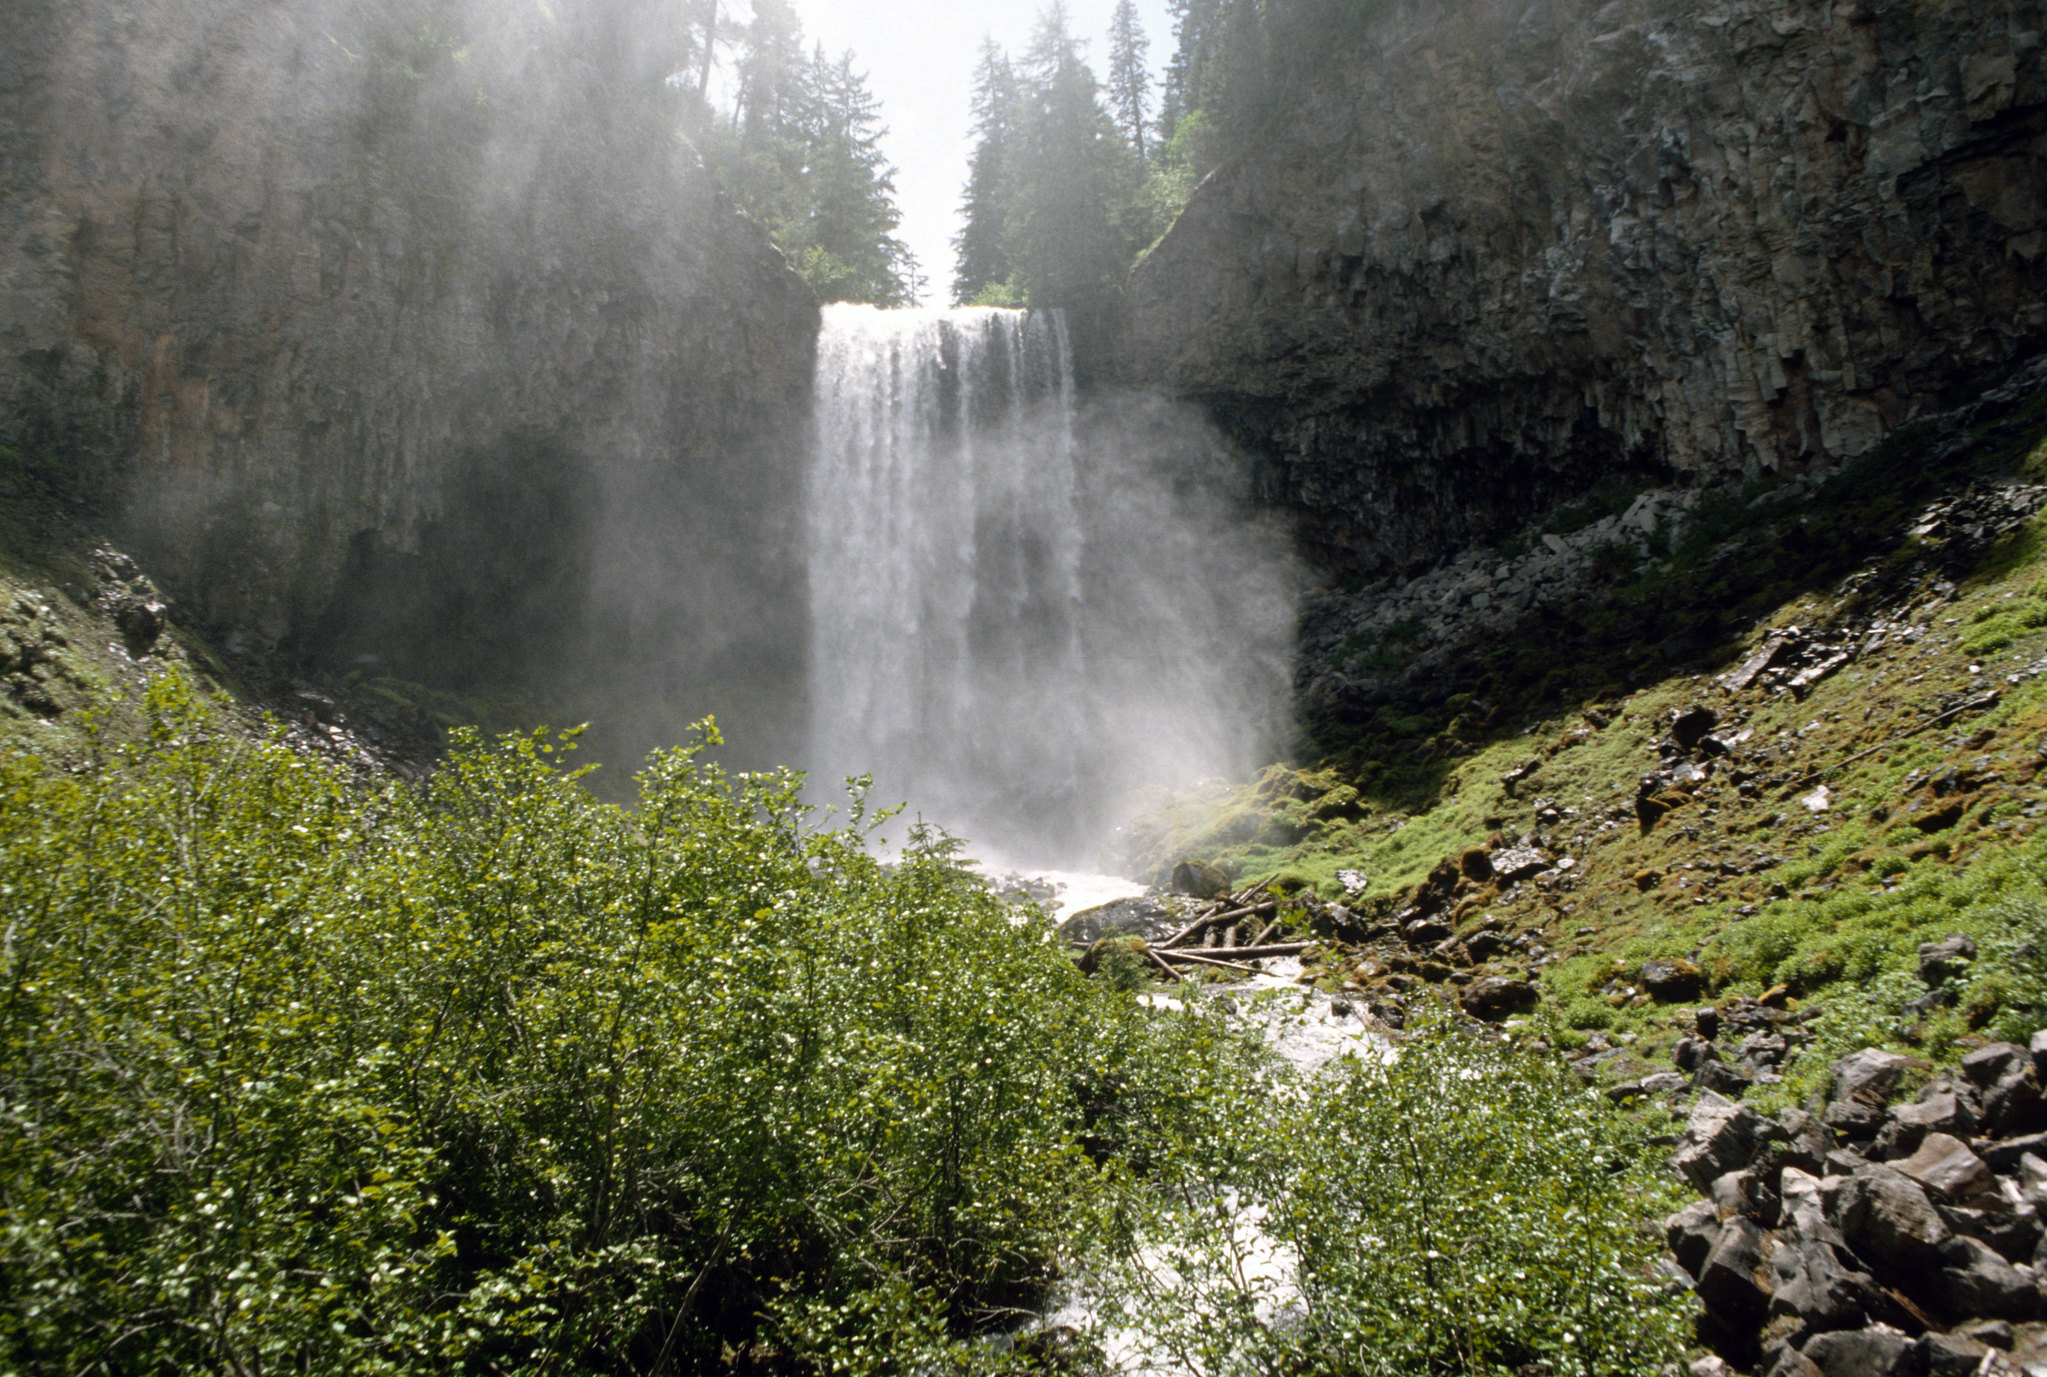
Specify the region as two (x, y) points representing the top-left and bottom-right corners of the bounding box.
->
(1124, 0), (2047, 577)
(0, 0), (818, 759)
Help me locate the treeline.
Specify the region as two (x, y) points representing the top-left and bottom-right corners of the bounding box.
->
(955, 0), (1376, 316)
(668, 2), (919, 306)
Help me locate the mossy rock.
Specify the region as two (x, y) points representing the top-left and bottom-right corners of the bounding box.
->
(1170, 860), (1231, 899)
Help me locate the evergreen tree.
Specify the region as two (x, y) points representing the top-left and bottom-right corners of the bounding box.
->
(692, 8), (912, 307)
(1157, 0), (1221, 148)
(733, 0), (805, 144)
(1001, 5), (1144, 315)
(780, 48), (914, 306)
(952, 39), (1019, 305)
(1106, 0), (1152, 162)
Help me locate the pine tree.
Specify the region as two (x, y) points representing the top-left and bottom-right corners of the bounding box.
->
(733, 0), (805, 145)
(952, 39), (1019, 304)
(787, 48), (913, 306)
(1158, 0), (1220, 147)
(1001, 5), (1143, 316)
(1106, 0), (1152, 162)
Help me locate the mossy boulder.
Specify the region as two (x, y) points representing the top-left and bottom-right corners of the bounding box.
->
(1170, 860), (1231, 899)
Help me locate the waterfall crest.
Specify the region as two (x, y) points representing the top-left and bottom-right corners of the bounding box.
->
(807, 304), (1295, 866)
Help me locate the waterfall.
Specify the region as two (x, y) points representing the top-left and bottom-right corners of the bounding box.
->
(807, 303), (1296, 866)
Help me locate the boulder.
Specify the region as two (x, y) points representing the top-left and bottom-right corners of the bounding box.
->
(1873, 1091), (1976, 1161)
(1697, 1215), (1776, 1323)
(1671, 704), (1721, 750)
(1962, 1042), (2028, 1089)
(1981, 1063), (2047, 1139)
(1460, 976), (1539, 1022)
(1822, 1099), (1888, 1139)
(2032, 1028), (2047, 1081)
(1800, 1327), (1919, 1377)
(1940, 1202), (2042, 1264)
(1643, 957), (1708, 1003)
(1767, 1232), (1886, 1338)
(1488, 846), (1552, 883)
(1826, 1049), (1919, 1138)
(1759, 1345), (1820, 1377)
(1932, 1234), (2043, 1320)
(1982, 1132), (2047, 1174)
(1169, 861), (1231, 900)
(1953, 1318), (2016, 1350)
(1666, 1199), (1721, 1279)
(1916, 1331), (1992, 1377)
(1779, 1168), (1846, 1247)
(1822, 1166), (1951, 1278)
(1674, 1094), (1787, 1193)
(1832, 1048), (1918, 1105)
(1059, 896), (1181, 945)
(1894, 1133), (1996, 1203)
(1712, 1169), (1782, 1227)
(1402, 917), (1454, 946)
(1917, 935), (1978, 987)
(1698, 1059), (1758, 1098)
(1464, 929), (1510, 961)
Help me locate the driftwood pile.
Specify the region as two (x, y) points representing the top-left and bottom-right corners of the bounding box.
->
(1115, 882), (1309, 983)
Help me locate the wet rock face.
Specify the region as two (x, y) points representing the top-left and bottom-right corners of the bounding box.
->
(1121, 0), (2047, 577)
(0, 0), (818, 756)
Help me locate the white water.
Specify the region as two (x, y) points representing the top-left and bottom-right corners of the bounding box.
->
(806, 304), (1296, 865)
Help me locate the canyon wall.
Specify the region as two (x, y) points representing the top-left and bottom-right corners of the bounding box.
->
(0, 0), (819, 760)
(1123, 0), (2047, 576)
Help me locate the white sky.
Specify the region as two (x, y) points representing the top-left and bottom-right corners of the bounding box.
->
(793, 0), (1176, 304)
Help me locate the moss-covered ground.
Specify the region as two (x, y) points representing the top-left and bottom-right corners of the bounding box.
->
(1123, 364), (2047, 1095)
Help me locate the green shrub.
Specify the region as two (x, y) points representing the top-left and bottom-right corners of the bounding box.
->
(0, 674), (1202, 1374)
(1087, 1012), (1693, 1376)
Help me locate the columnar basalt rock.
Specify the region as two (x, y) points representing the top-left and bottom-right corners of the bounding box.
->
(1121, 0), (2047, 577)
(0, 0), (819, 758)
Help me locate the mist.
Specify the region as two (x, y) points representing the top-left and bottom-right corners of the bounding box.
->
(807, 305), (1298, 867)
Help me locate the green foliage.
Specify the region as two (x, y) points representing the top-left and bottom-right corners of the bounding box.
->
(1962, 589), (2047, 656)
(1087, 1012), (1694, 1376)
(1091, 936), (1159, 994)
(0, 673), (1179, 1373)
(696, 20), (915, 305)
(954, 10), (1150, 318)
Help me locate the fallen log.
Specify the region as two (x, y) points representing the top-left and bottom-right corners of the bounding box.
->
(1160, 900), (1278, 948)
(1142, 948), (1185, 983)
(1154, 942), (1310, 962)
(1155, 949), (1262, 975)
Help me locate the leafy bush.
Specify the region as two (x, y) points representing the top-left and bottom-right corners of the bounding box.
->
(1085, 1012), (1693, 1377)
(0, 675), (1188, 1374)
